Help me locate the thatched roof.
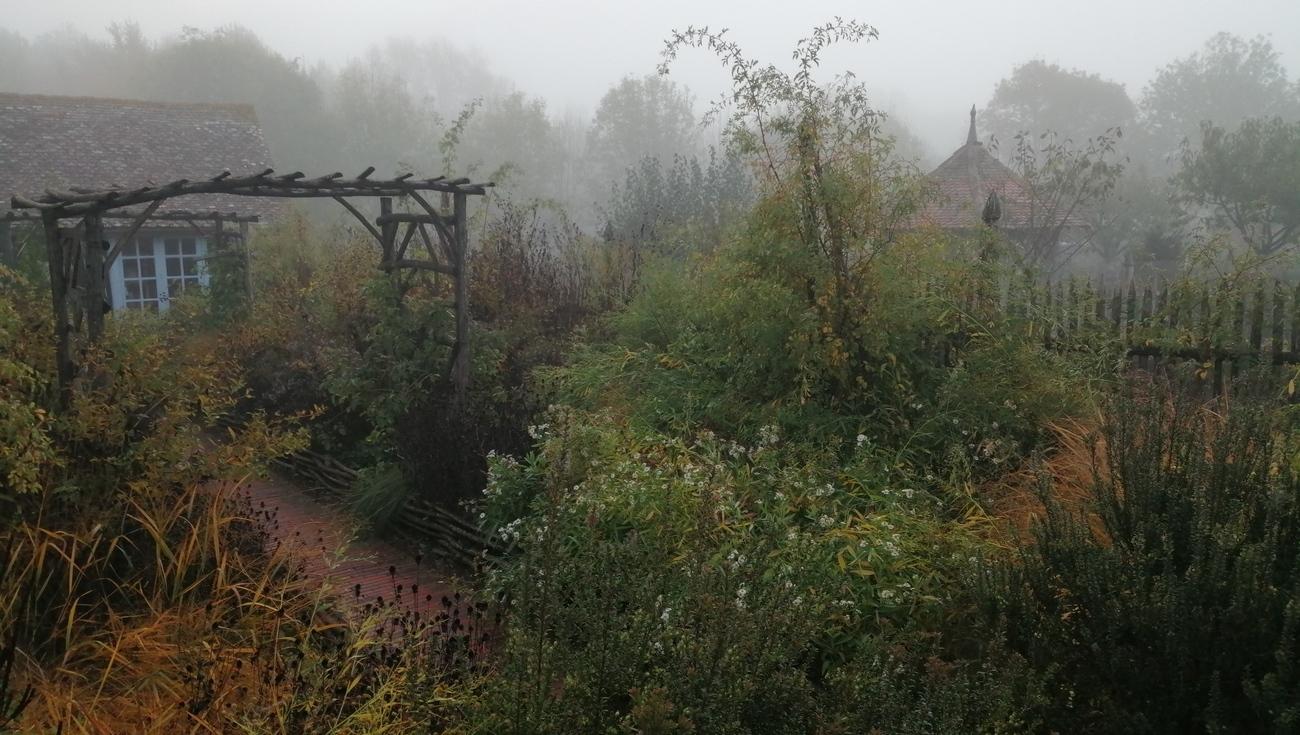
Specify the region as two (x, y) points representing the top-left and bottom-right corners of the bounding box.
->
(0, 93), (279, 220)
(914, 106), (1032, 229)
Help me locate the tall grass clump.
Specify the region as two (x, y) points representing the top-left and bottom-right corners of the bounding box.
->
(981, 378), (1300, 732)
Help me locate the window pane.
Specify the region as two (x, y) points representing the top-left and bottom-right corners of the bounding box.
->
(141, 281), (157, 299)
(141, 258), (155, 277)
(137, 239), (154, 256)
(124, 260), (138, 278)
(123, 241), (137, 256)
(182, 238), (196, 255)
(165, 239), (179, 256)
(168, 278), (182, 295)
(184, 258), (198, 276)
(167, 258), (182, 277)
(126, 282), (140, 299)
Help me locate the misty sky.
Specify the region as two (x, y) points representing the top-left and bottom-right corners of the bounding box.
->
(9, 0), (1300, 154)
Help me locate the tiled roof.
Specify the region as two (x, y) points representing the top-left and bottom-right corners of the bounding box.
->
(0, 93), (279, 220)
(911, 106), (1035, 230)
(914, 139), (1033, 230)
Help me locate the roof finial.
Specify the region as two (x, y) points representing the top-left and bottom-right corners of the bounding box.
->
(967, 104), (979, 145)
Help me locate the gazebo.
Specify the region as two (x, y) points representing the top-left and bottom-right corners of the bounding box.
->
(913, 106), (1031, 231)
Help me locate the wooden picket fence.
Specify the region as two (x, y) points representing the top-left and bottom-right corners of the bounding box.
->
(989, 276), (1300, 392)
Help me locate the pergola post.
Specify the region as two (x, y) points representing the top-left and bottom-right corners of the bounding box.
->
(451, 192), (470, 401)
(42, 212), (73, 401)
(0, 220), (12, 268)
(83, 213), (106, 341)
(239, 219), (253, 303)
(379, 197), (396, 271)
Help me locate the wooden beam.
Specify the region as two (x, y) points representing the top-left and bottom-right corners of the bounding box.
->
(83, 214), (106, 341)
(450, 192), (470, 400)
(387, 259), (456, 276)
(379, 197), (396, 271)
(332, 196), (383, 243)
(406, 190), (456, 262)
(416, 222), (443, 263)
(10, 168), (491, 217)
(375, 212), (454, 227)
(0, 220), (11, 268)
(239, 220), (254, 303)
(394, 221), (418, 262)
(43, 213), (73, 401)
(105, 199), (162, 266)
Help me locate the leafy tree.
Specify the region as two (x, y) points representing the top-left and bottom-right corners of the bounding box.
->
(330, 56), (437, 173)
(1176, 116), (1300, 257)
(456, 92), (566, 201)
(0, 29), (30, 92)
(1006, 129), (1126, 272)
(1141, 33), (1300, 170)
(601, 147), (753, 254)
(659, 19), (930, 379)
(983, 60), (1136, 146)
(1086, 170), (1187, 278)
(587, 75), (699, 188)
(147, 25), (343, 171)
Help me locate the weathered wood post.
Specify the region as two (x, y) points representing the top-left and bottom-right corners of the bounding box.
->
(43, 212), (73, 401)
(239, 219), (254, 303)
(379, 197), (396, 271)
(84, 213), (106, 342)
(451, 191), (470, 402)
(0, 219), (12, 268)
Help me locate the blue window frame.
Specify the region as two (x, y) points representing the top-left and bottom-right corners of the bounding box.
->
(108, 235), (208, 311)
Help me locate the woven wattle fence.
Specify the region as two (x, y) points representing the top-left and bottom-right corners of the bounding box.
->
(270, 447), (509, 567)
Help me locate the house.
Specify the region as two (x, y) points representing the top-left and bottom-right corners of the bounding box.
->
(0, 93), (277, 310)
(913, 106), (1032, 231)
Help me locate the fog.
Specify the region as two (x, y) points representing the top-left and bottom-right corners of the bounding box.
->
(9, 0), (1300, 155)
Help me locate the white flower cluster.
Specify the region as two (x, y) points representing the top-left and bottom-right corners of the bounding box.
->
(810, 483), (835, 499)
(735, 585), (749, 610)
(757, 423), (781, 447)
(495, 518), (525, 543)
(725, 549), (747, 569)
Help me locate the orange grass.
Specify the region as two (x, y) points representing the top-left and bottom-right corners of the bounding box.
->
(2, 479), (476, 734)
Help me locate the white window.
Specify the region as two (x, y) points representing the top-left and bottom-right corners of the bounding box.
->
(109, 235), (209, 311)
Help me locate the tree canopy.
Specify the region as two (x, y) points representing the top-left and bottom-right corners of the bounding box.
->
(1176, 116), (1300, 257)
(982, 60), (1136, 146)
(1140, 33), (1300, 169)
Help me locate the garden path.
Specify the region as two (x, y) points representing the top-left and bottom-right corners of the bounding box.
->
(235, 471), (461, 618)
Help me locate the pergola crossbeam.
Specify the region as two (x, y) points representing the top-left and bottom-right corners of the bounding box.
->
(10, 168), (492, 217)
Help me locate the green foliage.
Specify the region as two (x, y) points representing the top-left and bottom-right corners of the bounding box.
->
(601, 147), (753, 256)
(474, 408), (995, 733)
(1140, 32), (1300, 169)
(981, 383), (1300, 732)
(588, 74), (700, 190)
(1002, 127), (1126, 271)
(1176, 116), (1300, 256)
(348, 462), (410, 532)
(983, 59), (1137, 145)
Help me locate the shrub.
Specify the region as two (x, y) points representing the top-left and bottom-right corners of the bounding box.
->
(473, 407), (997, 733)
(981, 379), (1300, 732)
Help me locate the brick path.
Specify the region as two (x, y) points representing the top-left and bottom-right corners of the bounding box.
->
(235, 472), (462, 618)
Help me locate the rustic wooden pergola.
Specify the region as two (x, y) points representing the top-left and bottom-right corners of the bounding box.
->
(10, 168), (491, 403)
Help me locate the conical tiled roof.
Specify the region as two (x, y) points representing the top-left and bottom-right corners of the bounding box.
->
(914, 106), (1032, 229)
